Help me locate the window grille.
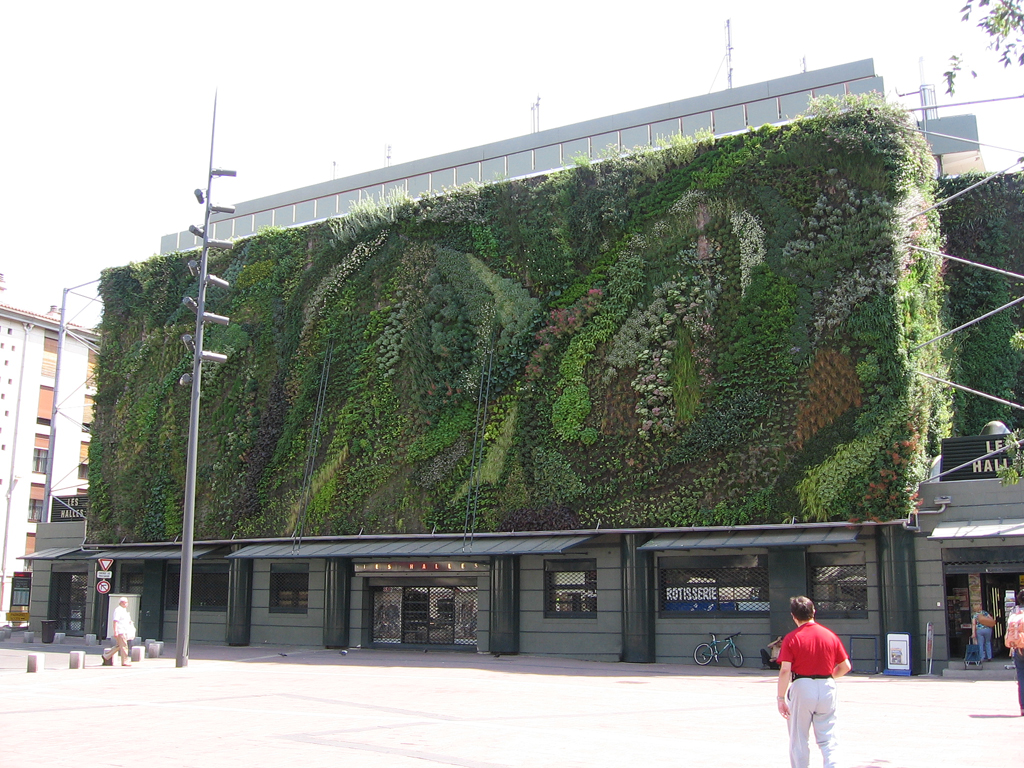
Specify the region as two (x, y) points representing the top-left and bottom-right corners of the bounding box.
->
(659, 566), (769, 612)
(545, 560), (597, 616)
(118, 570), (145, 595)
(372, 585), (478, 646)
(50, 572), (87, 635)
(810, 564), (867, 616)
(269, 564), (308, 613)
(165, 565), (230, 611)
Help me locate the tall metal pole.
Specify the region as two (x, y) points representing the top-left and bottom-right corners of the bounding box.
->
(176, 97), (220, 668)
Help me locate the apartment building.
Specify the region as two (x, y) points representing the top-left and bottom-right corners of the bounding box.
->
(0, 296), (98, 623)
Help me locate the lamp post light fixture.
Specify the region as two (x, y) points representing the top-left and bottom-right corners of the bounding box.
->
(176, 95), (235, 668)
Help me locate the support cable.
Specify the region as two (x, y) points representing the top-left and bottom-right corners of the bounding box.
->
(292, 341), (333, 552)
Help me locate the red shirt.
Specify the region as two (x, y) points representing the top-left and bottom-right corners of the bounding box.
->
(777, 621), (849, 676)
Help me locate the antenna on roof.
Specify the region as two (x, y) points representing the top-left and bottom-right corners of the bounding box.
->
(531, 95), (541, 133)
(725, 19), (734, 89)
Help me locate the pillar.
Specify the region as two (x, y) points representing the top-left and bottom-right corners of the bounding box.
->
(876, 525), (921, 672)
(323, 558), (352, 648)
(767, 549), (807, 640)
(489, 555), (520, 654)
(226, 558), (253, 646)
(621, 533), (655, 663)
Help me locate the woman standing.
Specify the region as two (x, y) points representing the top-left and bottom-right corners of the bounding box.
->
(972, 608), (995, 661)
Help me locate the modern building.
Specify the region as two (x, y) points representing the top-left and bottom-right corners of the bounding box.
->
(0, 297), (98, 625)
(23, 427), (1023, 675)
(159, 58), (983, 256)
(19, 58), (1001, 671)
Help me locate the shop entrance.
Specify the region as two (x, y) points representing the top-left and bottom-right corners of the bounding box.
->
(945, 570), (1024, 659)
(371, 584), (478, 648)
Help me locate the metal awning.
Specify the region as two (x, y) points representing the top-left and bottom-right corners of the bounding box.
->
(93, 546), (219, 560)
(227, 535), (595, 559)
(21, 547), (97, 560)
(639, 527), (861, 551)
(21, 546), (218, 561)
(928, 519), (1024, 540)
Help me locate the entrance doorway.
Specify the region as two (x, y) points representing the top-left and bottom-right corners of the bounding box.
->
(371, 585), (478, 647)
(945, 571), (1024, 659)
(49, 572), (87, 636)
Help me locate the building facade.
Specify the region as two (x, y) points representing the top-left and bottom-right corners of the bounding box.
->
(0, 301), (97, 623)
(159, 58), (982, 256)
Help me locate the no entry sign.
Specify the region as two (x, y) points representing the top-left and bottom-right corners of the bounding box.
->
(96, 580), (111, 595)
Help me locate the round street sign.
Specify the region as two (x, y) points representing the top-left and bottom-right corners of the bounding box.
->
(96, 580), (111, 595)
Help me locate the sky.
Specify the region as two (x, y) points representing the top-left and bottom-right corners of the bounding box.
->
(2, 0), (1022, 329)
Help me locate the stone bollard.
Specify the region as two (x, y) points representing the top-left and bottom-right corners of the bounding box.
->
(54, 632), (66, 644)
(145, 638), (156, 647)
(69, 651), (86, 669)
(146, 642), (159, 658)
(130, 644), (144, 663)
(27, 653), (44, 673)
(85, 634), (97, 646)
(0, 627), (10, 640)
(23, 631), (35, 643)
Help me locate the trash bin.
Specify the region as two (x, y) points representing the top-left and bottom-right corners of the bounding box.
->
(40, 620), (57, 644)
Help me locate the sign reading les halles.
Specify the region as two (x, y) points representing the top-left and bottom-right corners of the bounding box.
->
(354, 561), (487, 574)
(50, 495), (89, 521)
(939, 436), (1011, 481)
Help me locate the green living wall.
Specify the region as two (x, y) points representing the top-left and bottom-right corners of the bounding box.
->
(937, 173), (1024, 436)
(90, 95), (951, 543)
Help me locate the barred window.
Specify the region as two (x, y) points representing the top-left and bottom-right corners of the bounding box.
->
(545, 559), (597, 617)
(660, 566), (769, 613)
(165, 564), (230, 611)
(810, 563), (868, 617)
(270, 563), (308, 613)
(119, 569), (144, 595)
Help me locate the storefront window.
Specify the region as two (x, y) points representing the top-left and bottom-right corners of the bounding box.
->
(545, 559), (597, 617)
(165, 564), (230, 611)
(269, 563), (308, 613)
(659, 564), (769, 613)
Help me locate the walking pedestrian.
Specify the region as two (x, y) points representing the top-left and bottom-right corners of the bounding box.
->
(1007, 588), (1024, 716)
(776, 596), (852, 768)
(102, 596), (134, 667)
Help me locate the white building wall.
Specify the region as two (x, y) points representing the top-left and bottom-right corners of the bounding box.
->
(0, 302), (97, 618)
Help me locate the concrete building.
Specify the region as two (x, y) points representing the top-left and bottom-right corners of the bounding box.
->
(159, 58), (983, 256)
(19, 58), (1001, 670)
(0, 298), (98, 625)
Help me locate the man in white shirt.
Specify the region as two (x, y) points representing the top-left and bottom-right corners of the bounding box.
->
(102, 596), (133, 667)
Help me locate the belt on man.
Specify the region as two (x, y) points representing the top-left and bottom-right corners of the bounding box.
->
(792, 673), (831, 680)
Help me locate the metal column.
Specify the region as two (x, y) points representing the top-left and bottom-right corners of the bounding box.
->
(324, 557), (351, 648)
(489, 555), (520, 654)
(621, 533), (655, 663)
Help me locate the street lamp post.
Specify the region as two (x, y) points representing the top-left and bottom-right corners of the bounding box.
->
(176, 96), (234, 668)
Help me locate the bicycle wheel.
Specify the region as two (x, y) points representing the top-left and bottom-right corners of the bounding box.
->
(694, 643), (715, 665)
(727, 644), (744, 667)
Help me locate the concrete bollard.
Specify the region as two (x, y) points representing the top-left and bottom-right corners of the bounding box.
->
(23, 631), (35, 643)
(145, 638), (156, 647)
(130, 645), (144, 663)
(54, 632), (66, 644)
(0, 627), (11, 640)
(85, 634), (97, 646)
(27, 653), (44, 673)
(146, 642), (159, 658)
(69, 651), (86, 669)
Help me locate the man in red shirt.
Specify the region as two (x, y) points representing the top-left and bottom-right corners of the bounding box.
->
(776, 596), (851, 768)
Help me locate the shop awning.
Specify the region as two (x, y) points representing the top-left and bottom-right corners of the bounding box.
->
(227, 535), (595, 559)
(21, 546), (218, 561)
(928, 519), (1024, 540)
(21, 547), (96, 560)
(639, 526), (861, 551)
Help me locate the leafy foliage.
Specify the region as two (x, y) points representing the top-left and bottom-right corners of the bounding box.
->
(91, 95), (955, 542)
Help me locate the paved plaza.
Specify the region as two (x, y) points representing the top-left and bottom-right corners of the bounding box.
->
(1, 637), (1021, 768)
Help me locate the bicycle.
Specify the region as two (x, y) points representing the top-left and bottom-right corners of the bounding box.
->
(693, 632), (744, 667)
